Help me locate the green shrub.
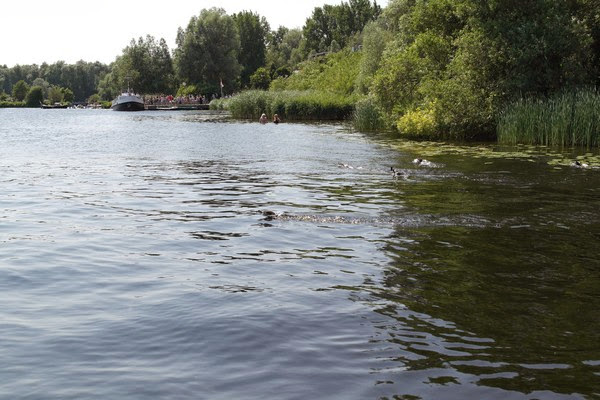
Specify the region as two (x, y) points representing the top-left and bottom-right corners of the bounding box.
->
(396, 103), (438, 138)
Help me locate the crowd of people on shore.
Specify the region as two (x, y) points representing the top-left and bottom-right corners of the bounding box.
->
(144, 94), (212, 105)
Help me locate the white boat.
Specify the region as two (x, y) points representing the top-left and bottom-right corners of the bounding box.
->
(111, 90), (144, 111)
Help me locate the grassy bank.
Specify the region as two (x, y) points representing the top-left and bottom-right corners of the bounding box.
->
(211, 90), (356, 121)
(498, 88), (600, 147)
(0, 101), (26, 108)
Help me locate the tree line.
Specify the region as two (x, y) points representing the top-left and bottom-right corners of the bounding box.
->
(0, 0), (380, 104)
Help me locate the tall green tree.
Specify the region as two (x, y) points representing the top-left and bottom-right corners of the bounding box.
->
(233, 11), (270, 88)
(303, 0), (381, 53)
(12, 80), (29, 101)
(25, 86), (44, 106)
(174, 8), (241, 95)
(97, 35), (174, 99)
(266, 28), (305, 70)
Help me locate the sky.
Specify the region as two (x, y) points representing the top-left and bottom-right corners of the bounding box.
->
(1, 0), (388, 67)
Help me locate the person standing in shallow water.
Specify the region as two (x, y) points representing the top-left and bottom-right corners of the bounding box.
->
(273, 114), (281, 124)
(259, 113), (268, 124)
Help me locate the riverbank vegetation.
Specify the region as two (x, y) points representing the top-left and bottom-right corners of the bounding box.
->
(212, 90), (355, 120)
(2, 0), (599, 146)
(498, 88), (600, 147)
(0, 78), (75, 107)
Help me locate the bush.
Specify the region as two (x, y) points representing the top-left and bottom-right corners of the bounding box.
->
(88, 94), (101, 104)
(396, 103), (438, 138)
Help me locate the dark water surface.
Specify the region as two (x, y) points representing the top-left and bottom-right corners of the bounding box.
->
(1, 109), (598, 399)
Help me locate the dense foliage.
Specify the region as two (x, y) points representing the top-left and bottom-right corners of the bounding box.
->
(362, 0), (599, 139)
(271, 50), (362, 95)
(303, 0), (382, 53)
(98, 35), (174, 100)
(174, 8), (241, 96)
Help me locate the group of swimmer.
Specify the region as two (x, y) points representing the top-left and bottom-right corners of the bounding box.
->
(259, 113), (281, 124)
(390, 159), (432, 178)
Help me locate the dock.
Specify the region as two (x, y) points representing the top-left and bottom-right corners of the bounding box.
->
(145, 104), (210, 111)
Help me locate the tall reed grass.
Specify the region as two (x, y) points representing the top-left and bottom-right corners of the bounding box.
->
(210, 90), (355, 121)
(352, 97), (386, 131)
(497, 88), (600, 147)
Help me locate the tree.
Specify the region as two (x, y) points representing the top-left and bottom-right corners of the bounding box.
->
(303, 0), (381, 54)
(355, 20), (392, 94)
(233, 11), (270, 88)
(250, 67), (271, 89)
(12, 80), (29, 101)
(61, 87), (74, 103)
(32, 78), (50, 98)
(174, 8), (241, 96)
(266, 28), (305, 70)
(25, 86), (44, 107)
(97, 35), (174, 98)
(48, 86), (64, 104)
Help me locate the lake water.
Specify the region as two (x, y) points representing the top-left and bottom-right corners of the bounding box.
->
(1, 109), (598, 400)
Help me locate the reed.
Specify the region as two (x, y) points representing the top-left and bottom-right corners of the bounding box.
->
(498, 88), (600, 147)
(352, 97), (386, 131)
(212, 90), (355, 121)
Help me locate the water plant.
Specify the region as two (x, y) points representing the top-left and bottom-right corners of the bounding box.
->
(211, 90), (355, 121)
(497, 88), (600, 147)
(352, 96), (386, 132)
